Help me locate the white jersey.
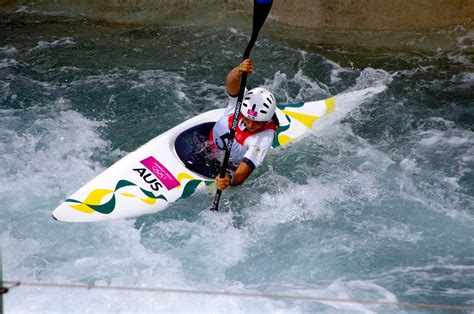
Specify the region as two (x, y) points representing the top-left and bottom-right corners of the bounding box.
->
(211, 93), (276, 169)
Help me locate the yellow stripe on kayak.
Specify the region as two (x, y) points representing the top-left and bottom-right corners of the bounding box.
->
(141, 197), (157, 205)
(67, 188), (114, 214)
(325, 97), (336, 114)
(177, 173), (196, 188)
(280, 110), (319, 129)
(84, 189), (114, 205)
(69, 203), (95, 214)
(278, 134), (293, 146)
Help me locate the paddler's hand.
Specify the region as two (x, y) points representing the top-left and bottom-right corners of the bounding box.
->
(238, 59), (254, 75)
(227, 59), (254, 95)
(215, 175), (231, 191)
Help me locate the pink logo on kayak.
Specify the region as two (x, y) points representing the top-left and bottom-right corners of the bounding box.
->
(247, 109), (258, 117)
(140, 156), (180, 190)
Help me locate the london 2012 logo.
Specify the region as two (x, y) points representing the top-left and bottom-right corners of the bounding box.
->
(151, 163), (174, 182)
(139, 156), (180, 190)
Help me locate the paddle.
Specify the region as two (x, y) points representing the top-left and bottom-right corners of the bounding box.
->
(210, 0), (273, 212)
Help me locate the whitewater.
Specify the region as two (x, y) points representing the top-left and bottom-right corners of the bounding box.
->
(1, 10), (473, 313)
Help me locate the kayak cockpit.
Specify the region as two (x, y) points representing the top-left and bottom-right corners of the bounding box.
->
(174, 122), (221, 179)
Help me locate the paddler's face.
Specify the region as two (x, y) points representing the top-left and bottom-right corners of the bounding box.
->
(242, 116), (266, 132)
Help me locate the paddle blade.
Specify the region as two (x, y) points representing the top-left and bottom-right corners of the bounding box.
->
(253, 0), (273, 34)
(243, 0), (273, 59)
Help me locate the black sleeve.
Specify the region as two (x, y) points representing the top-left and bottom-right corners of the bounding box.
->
(242, 157), (256, 170)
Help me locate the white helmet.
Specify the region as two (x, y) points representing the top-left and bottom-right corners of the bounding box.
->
(241, 87), (276, 122)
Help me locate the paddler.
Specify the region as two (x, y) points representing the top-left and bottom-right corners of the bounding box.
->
(211, 59), (278, 190)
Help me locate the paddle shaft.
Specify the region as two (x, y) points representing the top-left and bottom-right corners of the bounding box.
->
(210, 0), (273, 211)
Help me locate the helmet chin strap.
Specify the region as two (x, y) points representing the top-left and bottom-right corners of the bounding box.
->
(241, 120), (249, 132)
(242, 118), (270, 133)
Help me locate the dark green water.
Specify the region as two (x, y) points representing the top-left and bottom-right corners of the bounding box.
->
(1, 11), (473, 313)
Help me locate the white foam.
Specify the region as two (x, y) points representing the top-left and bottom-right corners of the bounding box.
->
(353, 67), (392, 90)
(321, 280), (398, 312)
(152, 210), (249, 282)
(380, 259), (474, 291)
(6, 285), (304, 312)
(1, 98), (206, 312)
(175, 90), (191, 103)
(313, 85), (387, 133)
(227, 27), (248, 40)
(416, 122), (474, 160)
(262, 49), (333, 102)
(456, 31), (474, 50)
(399, 157), (418, 174)
(245, 177), (335, 231)
(3, 209), (305, 312)
(0, 100), (110, 202)
(1, 81), (12, 100)
(28, 37), (76, 52)
(130, 69), (184, 90)
(447, 53), (473, 66)
(419, 129), (471, 146)
(0, 58), (19, 69)
(451, 72), (474, 83)
(192, 81), (223, 105)
(13, 5), (29, 13)
(324, 58), (352, 83)
(246, 119), (391, 232)
(395, 119), (474, 221)
(228, 27), (239, 34)
(3, 219), (189, 312)
(69, 72), (122, 89)
(265, 69), (330, 103)
(358, 221), (423, 244)
(59, 66), (82, 72)
(0, 46), (18, 55)
(267, 280), (399, 312)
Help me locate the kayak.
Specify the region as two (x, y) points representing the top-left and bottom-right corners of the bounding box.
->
(52, 87), (384, 222)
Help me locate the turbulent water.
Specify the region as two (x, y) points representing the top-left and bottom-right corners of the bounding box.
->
(1, 11), (473, 313)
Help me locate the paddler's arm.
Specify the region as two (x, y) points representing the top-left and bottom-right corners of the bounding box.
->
(215, 161), (253, 191)
(226, 59), (254, 96)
